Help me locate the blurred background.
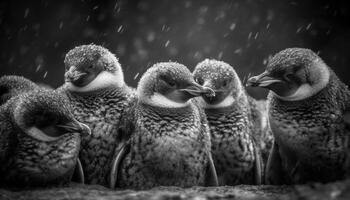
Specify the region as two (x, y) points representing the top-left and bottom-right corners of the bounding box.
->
(0, 0), (349, 99)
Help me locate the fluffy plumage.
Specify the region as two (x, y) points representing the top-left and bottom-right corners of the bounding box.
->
(193, 59), (264, 185)
(110, 62), (218, 189)
(58, 44), (135, 187)
(0, 76), (88, 187)
(248, 48), (350, 184)
(0, 75), (37, 105)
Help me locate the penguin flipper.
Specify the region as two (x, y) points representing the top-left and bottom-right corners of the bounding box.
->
(72, 158), (85, 184)
(109, 142), (129, 189)
(265, 141), (284, 184)
(253, 145), (263, 185)
(109, 98), (137, 189)
(205, 152), (219, 186)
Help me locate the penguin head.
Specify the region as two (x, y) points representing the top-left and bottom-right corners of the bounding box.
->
(0, 75), (37, 106)
(64, 44), (124, 92)
(12, 90), (90, 142)
(193, 59), (243, 107)
(137, 62), (215, 108)
(247, 48), (330, 101)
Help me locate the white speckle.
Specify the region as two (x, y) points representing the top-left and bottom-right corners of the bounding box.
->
(59, 22), (64, 29)
(43, 71), (48, 78)
(117, 25), (123, 33)
(330, 190), (341, 198)
(86, 15), (90, 21)
(165, 40), (170, 47)
(24, 8), (29, 18)
(266, 23), (270, 30)
(134, 73), (140, 80)
(263, 58), (268, 65)
(93, 6), (99, 10)
(218, 52), (223, 59)
(306, 23), (312, 30)
(296, 26), (303, 33)
(35, 65), (42, 72)
(234, 48), (242, 54)
(248, 32), (252, 40)
(229, 23), (236, 31)
(254, 32), (259, 40)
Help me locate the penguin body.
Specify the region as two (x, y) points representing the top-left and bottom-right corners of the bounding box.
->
(248, 48), (350, 184)
(110, 62), (218, 189)
(193, 59), (262, 185)
(0, 76), (89, 187)
(58, 44), (135, 186)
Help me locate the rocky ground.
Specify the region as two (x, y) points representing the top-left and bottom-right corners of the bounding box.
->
(0, 180), (349, 200)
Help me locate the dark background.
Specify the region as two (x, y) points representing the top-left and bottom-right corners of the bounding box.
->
(0, 0), (349, 99)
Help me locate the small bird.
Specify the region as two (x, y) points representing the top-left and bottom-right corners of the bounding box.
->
(109, 62), (218, 189)
(57, 44), (135, 186)
(247, 48), (350, 184)
(193, 59), (262, 185)
(0, 75), (90, 187)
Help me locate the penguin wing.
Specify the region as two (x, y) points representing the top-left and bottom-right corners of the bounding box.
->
(205, 151), (219, 186)
(253, 140), (263, 185)
(109, 97), (137, 189)
(265, 141), (285, 184)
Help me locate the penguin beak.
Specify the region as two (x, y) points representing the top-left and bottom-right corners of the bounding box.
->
(180, 82), (215, 97)
(65, 66), (87, 82)
(247, 71), (283, 88)
(57, 120), (91, 136)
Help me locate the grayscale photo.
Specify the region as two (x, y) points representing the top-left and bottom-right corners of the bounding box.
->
(0, 0), (350, 199)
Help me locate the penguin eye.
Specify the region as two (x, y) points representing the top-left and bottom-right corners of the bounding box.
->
(88, 65), (94, 69)
(166, 79), (176, 87)
(284, 73), (294, 82)
(195, 77), (204, 85)
(160, 74), (176, 87)
(222, 80), (229, 87)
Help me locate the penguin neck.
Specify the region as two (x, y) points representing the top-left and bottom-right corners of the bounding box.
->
(138, 95), (194, 117)
(198, 95), (235, 109)
(198, 87), (246, 110)
(65, 71), (125, 94)
(141, 92), (191, 108)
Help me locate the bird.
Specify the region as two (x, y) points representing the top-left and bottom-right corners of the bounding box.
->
(247, 47), (350, 184)
(57, 44), (135, 187)
(109, 62), (218, 189)
(192, 59), (263, 185)
(0, 75), (90, 187)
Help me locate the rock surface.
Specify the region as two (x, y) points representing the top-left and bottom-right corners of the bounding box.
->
(0, 180), (349, 200)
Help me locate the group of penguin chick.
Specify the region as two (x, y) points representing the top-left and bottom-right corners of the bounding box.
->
(0, 44), (349, 190)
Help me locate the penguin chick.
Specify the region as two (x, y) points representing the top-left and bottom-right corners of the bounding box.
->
(193, 59), (262, 185)
(0, 77), (90, 187)
(109, 62), (218, 189)
(57, 44), (135, 187)
(247, 48), (350, 184)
